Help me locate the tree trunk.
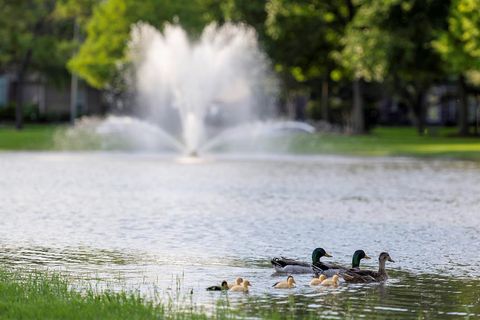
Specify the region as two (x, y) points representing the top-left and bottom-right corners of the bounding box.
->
(475, 94), (479, 136)
(458, 74), (469, 136)
(70, 20), (80, 125)
(351, 78), (364, 134)
(414, 91), (426, 136)
(321, 76), (329, 122)
(15, 48), (33, 130)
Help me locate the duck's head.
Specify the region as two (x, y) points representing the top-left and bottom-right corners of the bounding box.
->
(352, 249), (371, 268)
(318, 274), (327, 282)
(235, 277), (243, 285)
(221, 280), (229, 290)
(312, 248), (332, 262)
(332, 275), (340, 283)
(243, 280), (251, 287)
(287, 275), (296, 285)
(379, 252), (395, 263)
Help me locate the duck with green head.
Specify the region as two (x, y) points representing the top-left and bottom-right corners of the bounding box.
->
(350, 250), (371, 270)
(312, 249), (371, 276)
(313, 250), (370, 277)
(271, 248), (333, 274)
(342, 252), (394, 283)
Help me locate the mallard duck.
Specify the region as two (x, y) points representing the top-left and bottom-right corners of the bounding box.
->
(228, 277), (243, 289)
(342, 252), (394, 283)
(310, 274), (327, 286)
(350, 250), (371, 271)
(314, 249), (371, 276)
(271, 248), (333, 274)
(273, 275), (296, 289)
(206, 280), (229, 291)
(321, 274), (340, 287)
(230, 279), (251, 292)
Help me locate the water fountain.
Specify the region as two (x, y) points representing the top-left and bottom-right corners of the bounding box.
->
(59, 22), (314, 154)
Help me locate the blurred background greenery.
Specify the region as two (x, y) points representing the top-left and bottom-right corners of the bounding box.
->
(1, 0), (480, 138)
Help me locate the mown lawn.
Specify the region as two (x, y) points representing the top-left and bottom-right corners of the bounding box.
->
(290, 127), (480, 160)
(0, 124), (479, 160)
(0, 124), (60, 150)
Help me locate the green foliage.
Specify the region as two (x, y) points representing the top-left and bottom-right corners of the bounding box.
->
(433, 0), (480, 77)
(265, 0), (349, 84)
(0, 0), (74, 85)
(67, 0), (130, 88)
(55, 0), (100, 26)
(338, 0), (449, 85)
(336, 1), (397, 81)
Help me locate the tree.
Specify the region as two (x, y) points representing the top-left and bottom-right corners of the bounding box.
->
(338, 0), (450, 135)
(265, 0), (351, 122)
(0, 0), (74, 129)
(433, 0), (480, 136)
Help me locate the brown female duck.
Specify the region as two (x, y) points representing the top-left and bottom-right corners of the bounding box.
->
(342, 252), (394, 283)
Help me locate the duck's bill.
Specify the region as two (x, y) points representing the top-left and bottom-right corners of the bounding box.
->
(364, 255), (371, 259)
(324, 252), (332, 257)
(388, 257), (395, 262)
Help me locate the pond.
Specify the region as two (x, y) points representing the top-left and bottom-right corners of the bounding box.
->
(1, 152), (479, 318)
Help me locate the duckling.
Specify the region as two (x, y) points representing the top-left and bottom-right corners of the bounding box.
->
(229, 279), (251, 292)
(227, 277), (243, 289)
(273, 275), (296, 289)
(310, 274), (327, 286)
(321, 274), (340, 287)
(206, 280), (229, 291)
(342, 252), (394, 283)
(271, 248), (333, 274)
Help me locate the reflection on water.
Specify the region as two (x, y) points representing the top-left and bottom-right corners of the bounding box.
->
(1, 245), (479, 319)
(1, 152), (479, 317)
(231, 271), (480, 319)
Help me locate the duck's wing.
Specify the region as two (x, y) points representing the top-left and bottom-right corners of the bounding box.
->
(312, 261), (347, 271)
(324, 262), (347, 270)
(342, 270), (376, 283)
(271, 257), (310, 268)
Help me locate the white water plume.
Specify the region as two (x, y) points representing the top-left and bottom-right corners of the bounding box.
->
(59, 22), (314, 154)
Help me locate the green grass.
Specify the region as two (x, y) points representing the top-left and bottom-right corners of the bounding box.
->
(0, 268), (306, 320)
(0, 124), (479, 160)
(0, 268), (218, 320)
(0, 124), (60, 150)
(290, 126), (480, 160)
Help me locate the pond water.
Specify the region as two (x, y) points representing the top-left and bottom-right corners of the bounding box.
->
(1, 152), (479, 318)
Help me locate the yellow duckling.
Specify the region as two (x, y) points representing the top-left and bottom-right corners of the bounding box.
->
(321, 274), (340, 287)
(273, 275), (296, 289)
(228, 277), (243, 289)
(310, 274), (327, 286)
(230, 279), (251, 292)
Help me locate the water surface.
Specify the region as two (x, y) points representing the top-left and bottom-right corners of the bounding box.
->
(1, 152), (479, 318)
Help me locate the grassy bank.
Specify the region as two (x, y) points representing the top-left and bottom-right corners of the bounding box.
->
(0, 268), (302, 320)
(0, 268), (214, 320)
(0, 124), (479, 160)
